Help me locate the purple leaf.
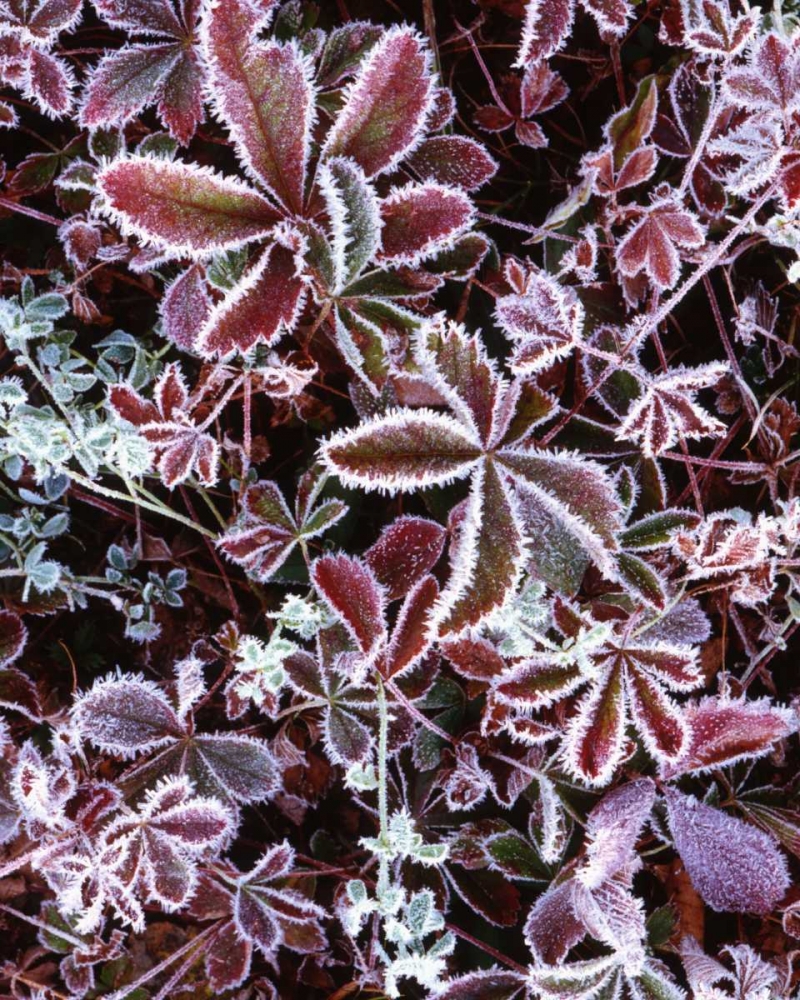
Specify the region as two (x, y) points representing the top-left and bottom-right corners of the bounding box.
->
(72, 674), (183, 757)
(665, 788), (790, 914)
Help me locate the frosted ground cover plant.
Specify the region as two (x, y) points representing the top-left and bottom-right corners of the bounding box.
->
(0, 0), (800, 998)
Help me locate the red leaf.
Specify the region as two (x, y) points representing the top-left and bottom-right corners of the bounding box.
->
(72, 674), (183, 756)
(217, 480), (297, 581)
(27, 48), (74, 116)
(15, 0), (82, 37)
(195, 242), (306, 358)
(0, 668), (40, 719)
(379, 182), (475, 266)
(563, 664), (626, 786)
(663, 696), (798, 777)
(515, 0), (573, 64)
(434, 461), (527, 638)
(109, 383), (159, 426)
(617, 195), (705, 291)
(0, 610), (27, 667)
(474, 105), (516, 132)
(524, 880), (585, 964)
(582, 0), (631, 33)
(233, 890), (280, 953)
(321, 409), (482, 493)
(203, 0), (314, 212)
(80, 44), (181, 131)
(437, 970), (527, 1000)
(312, 554), (386, 662)
(94, 0), (184, 35)
(520, 62), (569, 118)
(382, 575), (439, 678)
(407, 136), (497, 192)
(323, 26), (434, 177)
(161, 263), (210, 351)
(626, 668), (687, 761)
(158, 47), (204, 144)
(206, 922), (252, 992)
(442, 636), (506, 681)
(365, 515), (446, 600)
(724, 32), (800, 113)
(98, 156), (280, 256)
(418, 319), (505, 446)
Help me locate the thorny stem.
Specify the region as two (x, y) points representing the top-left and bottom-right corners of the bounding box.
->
(0, 904), (86, 947)
(103, 922), (221, 1000)
(197, 374), (244, 432)
(376, 676), (390, 896)
(385, 677), (455, 744)
(677, 69), (724, 197)
(0, 196), (61, 227)
(68, 470), (217, 538)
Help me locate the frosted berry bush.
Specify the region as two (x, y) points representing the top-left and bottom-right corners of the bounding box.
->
(1, 0), (800, 997)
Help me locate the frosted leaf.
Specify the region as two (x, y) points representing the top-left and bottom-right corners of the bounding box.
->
(233, 842), (326, 958)
(194, 239), (307, 359)
(617, 193), (705, 291)
(680, 937), (781, 1000)
(284, 651), (375, 766)
(436, 969), (527, 1000)
(97, 156), (280, 257)
(72, 672), (182, 757)
(407, 136), (498, 192)
(524, 880), (587, 965)
(662, 696), (798, 778)
(378, 182), (475, 268)
(312, 554), (387, 667)
(495, 264), (584, 375)
(322, 320), (621, 637)
(160, 263), (210, 351)
(515, 0), (574, 65)
(680, 0), (758, 56)
(709, 115), (784, 197)
(11, 741), (75, 834)
(322, 26), (435, 178)
(0, 610), (26, 667)
(109, 362), (219, 487)
(175, 653), (207, 722)
(665, 788), (791, 914)
(320, 408), (482, 493)
(580, 778), (656, 888)
(97, 776), (233, 919)
(218, 477), (346, 583)
(365, 516), (446, 601)
(616, 362), (729, 457)
(202, 0), (315, 213)
(724, 32), (800, 114)
(227, 631), (295, 716)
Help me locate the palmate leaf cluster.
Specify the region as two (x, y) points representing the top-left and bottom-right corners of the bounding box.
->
(0, 0), (800, 999)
